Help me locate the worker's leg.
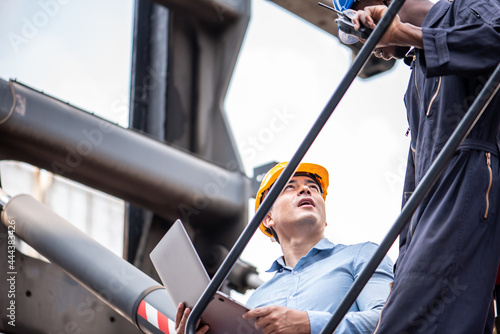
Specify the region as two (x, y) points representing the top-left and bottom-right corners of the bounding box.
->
(484, 297), (495, 334)
(495, 287), (500, 334)
(374, 151), (500, 334)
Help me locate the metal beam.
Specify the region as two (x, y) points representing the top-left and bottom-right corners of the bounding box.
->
(0, 223), (142, 333)
(126, 0), (170, 265)
(151, 0), (241, 28)
(0, 79), (250, 228)
(124, 0), (252, 267)
(0, 193), (177, 333)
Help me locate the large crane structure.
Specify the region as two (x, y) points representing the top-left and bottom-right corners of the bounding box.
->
(0, 0), (396, 333)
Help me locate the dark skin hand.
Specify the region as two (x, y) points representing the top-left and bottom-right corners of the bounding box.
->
(174, 303), (209, 334)
(352, 4), (423, 59)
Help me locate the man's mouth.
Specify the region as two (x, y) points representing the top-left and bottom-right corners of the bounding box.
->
(298, 198), (315, 207)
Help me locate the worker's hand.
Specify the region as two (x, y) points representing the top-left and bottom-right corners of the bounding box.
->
(352, 5), (423, 50)
(243, 305), (310, 334)
(352, 5), (401, 47)
(174, 303), (209, 334)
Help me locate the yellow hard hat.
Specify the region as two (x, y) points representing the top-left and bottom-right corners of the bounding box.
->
(255, 162), (329, 237)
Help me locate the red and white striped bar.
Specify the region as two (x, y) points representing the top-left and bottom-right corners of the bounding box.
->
(137, 300), (176, 334)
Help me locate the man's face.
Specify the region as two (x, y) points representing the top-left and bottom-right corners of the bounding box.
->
(264, 175), (327, 238)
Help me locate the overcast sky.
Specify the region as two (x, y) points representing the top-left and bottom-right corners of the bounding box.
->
(0, 0), (413, 301)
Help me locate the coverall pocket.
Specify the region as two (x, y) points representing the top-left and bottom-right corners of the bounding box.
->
(464, 2), (500, 26)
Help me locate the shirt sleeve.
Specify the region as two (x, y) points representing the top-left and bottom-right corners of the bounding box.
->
(422, 1), (500, 77)
(306, 243), (394, 334)
(306, 309), (383, 334)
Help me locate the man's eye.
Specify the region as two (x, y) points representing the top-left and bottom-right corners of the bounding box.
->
(285, 185), (295, 190)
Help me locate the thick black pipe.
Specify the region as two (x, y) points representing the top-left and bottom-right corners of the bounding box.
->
(0, 193), (178, 333)
(185, 0), (407, 333)
(320, 61), (500, 333)
(0, 80), (248, 227)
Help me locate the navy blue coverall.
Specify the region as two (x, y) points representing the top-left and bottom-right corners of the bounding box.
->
(374, 1), (500, 333)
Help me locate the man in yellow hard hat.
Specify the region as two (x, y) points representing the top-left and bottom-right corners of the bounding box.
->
(241, 162), (394, 334)
(174, 162), (394, 334)
(253, 162), (329, 244)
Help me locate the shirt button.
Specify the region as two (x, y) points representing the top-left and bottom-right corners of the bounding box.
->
(293, 271), (298, 275)
(289, 296), (294, 300)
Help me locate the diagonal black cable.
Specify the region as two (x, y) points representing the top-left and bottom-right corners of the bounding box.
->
(320, 60), (500, 333)
(185, 0), (408, 333)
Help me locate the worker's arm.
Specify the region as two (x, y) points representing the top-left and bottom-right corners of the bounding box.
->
(308, 243), (394, 334)
(353, 2), (500, 77)
(352, 5), (423, 49)
(244, 305), (384, 334)
(174, 303), (209, 334)
(243, 305), (310, 334)
(420, 0), (500, 77)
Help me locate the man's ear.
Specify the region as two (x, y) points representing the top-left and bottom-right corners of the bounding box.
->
(263, 213), (275, 229)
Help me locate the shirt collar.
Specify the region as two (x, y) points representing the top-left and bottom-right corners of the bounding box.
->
(265, 238), (335, 272)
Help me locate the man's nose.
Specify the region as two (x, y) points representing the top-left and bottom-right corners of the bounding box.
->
(299, 185), (312, 195)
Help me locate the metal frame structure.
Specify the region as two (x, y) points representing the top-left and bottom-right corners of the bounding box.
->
(124, 0), (253, 285)
(1, 191), (174, 333)
(0, 0), (255, 332)
(3, 0), (497, 333)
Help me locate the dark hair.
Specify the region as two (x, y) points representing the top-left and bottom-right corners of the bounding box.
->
(268, 227), (280, 244)
(293, 172), (324, 194)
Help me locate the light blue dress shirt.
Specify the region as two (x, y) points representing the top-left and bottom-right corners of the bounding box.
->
(246, 239), (394, 334)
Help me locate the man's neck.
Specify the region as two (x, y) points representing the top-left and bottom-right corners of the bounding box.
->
(399, 0), (435, 26)
(280, 234), (324, 268)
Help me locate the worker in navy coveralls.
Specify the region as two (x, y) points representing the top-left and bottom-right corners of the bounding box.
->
(349, 0), (500, 332)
